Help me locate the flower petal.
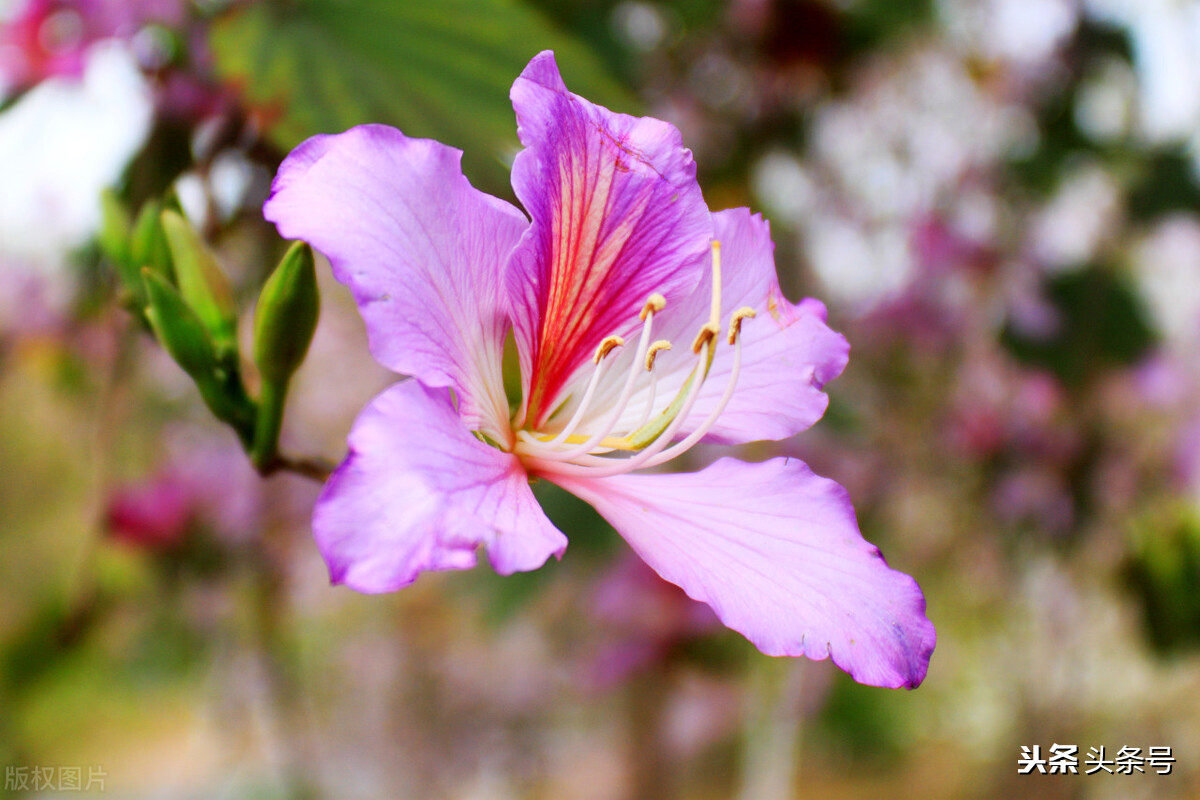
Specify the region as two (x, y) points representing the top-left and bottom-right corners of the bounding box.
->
(314, 380), (567, 593)
(551, 457), (935, 688)
(612, 208), (848, 444)
(264, 124), (526, 439)
(507, 51), (713, 427)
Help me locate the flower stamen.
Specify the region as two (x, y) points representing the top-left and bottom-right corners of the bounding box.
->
(691, 322), (719, 354)
(640, 293), (666, 320)
(645, 340), (671, 371)
(593, 334), (625, 363)
(530, 333), (625, 448)
(728, 306), (756, 344)
(514, 239), (745, 478)
(644, 314), (748, 467)
(523, 339), (713, 477)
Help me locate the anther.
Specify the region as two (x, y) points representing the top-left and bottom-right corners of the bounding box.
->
(727, 306), (757, 344)
(645, 340), (672, 371)
(691, 323), (719, 354)
(640, 293), (666, 321)
(593, 335), (625, 363)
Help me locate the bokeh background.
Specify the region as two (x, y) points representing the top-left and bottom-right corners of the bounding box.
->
(3, 0), (1200, 798)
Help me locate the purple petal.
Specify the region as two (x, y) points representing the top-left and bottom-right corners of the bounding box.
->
(507, 51), (713, 428)
(650, 208), (850, 444)
(264, 124), (526, 439)
(314, 381), (567, 593)
(552, 457), (935, 688)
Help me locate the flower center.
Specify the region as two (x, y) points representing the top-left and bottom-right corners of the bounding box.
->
(513, 240), (754, 478)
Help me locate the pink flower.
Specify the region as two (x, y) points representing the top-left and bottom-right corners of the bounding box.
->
(105, 474), (192, 551)
(264, 52), (934, 688)
(0, 0), (183, 91)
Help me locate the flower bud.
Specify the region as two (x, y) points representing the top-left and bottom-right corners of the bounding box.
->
(143, 269), (249, 435)
(249, 242), (319, 470)
(143, 269), (217, 381)
(130, 199), (173, 281)
(253, 241), (320, 387)
(160, 209), (239, 354)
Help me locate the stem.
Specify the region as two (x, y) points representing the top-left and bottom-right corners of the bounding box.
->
(250, 545), (319, 800)
(251, 377), (287, 472)
(259, 454), (335, 484)
(737, 659), (803, 800)
(628, 664), (673, 800)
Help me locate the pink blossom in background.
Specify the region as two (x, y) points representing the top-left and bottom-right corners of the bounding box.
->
(105, 434), (263, 551)
(0, 0), (184, 93)
(106, 474), (193, 551)
(583, 556), (720, 689)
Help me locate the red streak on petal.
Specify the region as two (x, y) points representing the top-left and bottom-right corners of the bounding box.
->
(526, 150), (650, 426)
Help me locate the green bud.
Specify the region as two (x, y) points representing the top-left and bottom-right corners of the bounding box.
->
(253, 241), (320, 386)
(160, 210), (239, 353)
(98, 190), (131, 273)
(142, 269), (218, 383)
(250, 242), (320, 471)
(130, 200), (172, 281)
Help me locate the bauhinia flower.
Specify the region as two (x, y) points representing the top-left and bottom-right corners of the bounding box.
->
(264, 52), (935, 688)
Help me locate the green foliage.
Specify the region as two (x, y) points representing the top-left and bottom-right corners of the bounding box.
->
(1000, 266), (1156, 388)
(1127, 149), (1200, 221)
(532, 480), (618, 558)
(818, 674), (914, 766)
(1125, 509), (1200, 655)
(840, 0), (934, 57)
(209, 0), (633, 196)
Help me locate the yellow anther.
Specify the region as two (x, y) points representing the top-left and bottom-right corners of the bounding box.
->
(593, 335), (625, 363)
(645, 340), (672, 371)
(691, 322), (719, 354)
(640, 293), (666, 321)
(727, 306), (757, 344)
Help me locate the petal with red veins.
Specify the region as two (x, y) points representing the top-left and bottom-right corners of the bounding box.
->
(507, 51), (713, 427)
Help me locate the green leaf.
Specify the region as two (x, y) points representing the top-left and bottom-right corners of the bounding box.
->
(160, 210), (240, 355)
(209, 0), (634, 196)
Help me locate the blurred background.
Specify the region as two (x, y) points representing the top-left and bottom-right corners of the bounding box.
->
(2, 0), (1200, 797)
